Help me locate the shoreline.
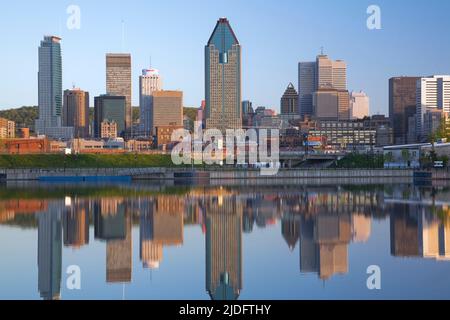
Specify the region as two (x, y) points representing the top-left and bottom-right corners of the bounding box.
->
(0, 167), (423, 181)
(1, 167), (448, 182)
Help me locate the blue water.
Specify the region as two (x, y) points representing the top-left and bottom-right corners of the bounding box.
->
(0, 182), (449, 300)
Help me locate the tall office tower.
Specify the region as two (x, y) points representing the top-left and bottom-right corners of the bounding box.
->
(35, 36), (74, 140)
(313, 89), (350, 120)
(416, 75), (450, 141)
(350, 91), (370, 119)
(316, 55), (333, 89)
(316, 55), (347, 90)
(298, 62), (316, 118)
(106, 54), (132, 130)
(151, 91), (183, 135)
(298, 55), (346, 119)
(63, 88), (90, 138)
(139, 69), (162, 137)
(94, 95), (126, 138)
(389, 77), (421, 144)
(205, 18), (242, 132)
(280, 83), (299, 117)
(38, 204), (62, 300)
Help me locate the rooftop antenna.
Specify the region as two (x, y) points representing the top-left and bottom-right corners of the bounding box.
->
(121, 20), (125, 52)
(150, 55), (152, 69)
(320, 46), (324, 55)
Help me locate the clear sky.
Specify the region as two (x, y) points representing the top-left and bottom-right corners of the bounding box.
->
(1, 0), (450, 115)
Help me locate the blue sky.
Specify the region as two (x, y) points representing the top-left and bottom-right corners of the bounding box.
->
(1, 0), (449, 115)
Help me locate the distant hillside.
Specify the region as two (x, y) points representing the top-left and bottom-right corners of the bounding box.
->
(0, 106), (38, 131)
(0, 106), (197, 131)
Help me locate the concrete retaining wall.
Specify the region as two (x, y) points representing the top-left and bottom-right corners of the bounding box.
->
(0, 168), (418, 181)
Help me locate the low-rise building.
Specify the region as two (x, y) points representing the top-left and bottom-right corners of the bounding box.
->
(383, 142), (450, 168)
(155, 126), (183, 148)
(307, 116), (392, 151)
(101, 121), (118, 139)
(1, 138), (50, 154)
(0, 118), (15, 139)
(126, 139), (153, 152)
(50, 141), (68, 153)
(70, 138), (125, 154)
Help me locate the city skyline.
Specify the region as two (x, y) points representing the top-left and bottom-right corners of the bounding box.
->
(2, 0), (450, 115)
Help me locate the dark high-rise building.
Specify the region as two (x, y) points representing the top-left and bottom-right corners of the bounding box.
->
(205, 18), (242, 132)
(389, 77), (421, 144)
(280, 83), (299, 117)
(94, 95), (126, 138)
(63, 89), (90, 138)
(298, 62), (316, 118)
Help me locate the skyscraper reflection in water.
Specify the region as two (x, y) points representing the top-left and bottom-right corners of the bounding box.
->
(2, 184), (449, 300)
(205, 194), (243, 300)
(139, 196), (184, 269)
(37, 202), (62, 300)
(93, 198), (132, 283)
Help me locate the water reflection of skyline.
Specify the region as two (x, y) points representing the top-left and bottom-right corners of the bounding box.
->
(0, 184), (449, 300)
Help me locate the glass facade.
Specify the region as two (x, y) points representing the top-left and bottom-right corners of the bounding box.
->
(205, 18), (242, 132)
(94, 95), (126, 138)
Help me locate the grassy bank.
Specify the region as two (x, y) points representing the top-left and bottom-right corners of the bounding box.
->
(336, 154), (385, 169)
(0, 154), (175, 169)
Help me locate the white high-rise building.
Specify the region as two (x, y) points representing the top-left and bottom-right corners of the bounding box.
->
(416, 75), (450, 140)
(350, 91), (370, 119)
(139, 69), (162, 137)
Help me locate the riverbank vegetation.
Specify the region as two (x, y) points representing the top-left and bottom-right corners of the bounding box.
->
(0, 154), (175, 169)
(335, 153), (385, 169)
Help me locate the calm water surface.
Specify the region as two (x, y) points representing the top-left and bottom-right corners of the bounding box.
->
(0, 180), (449, 300)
